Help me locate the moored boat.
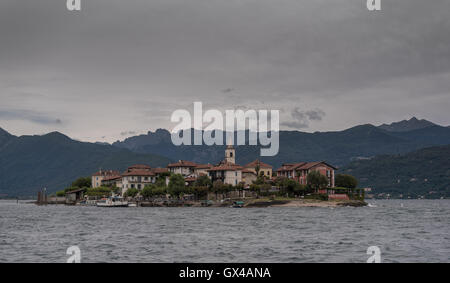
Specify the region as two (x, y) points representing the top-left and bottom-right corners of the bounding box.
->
(232, 201), (245, 208)
(96, 196), (128, 207)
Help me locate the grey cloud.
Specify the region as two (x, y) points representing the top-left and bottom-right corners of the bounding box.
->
(281, 108), (326, 129)
(0, 0), (449, 141)
(120, 131), (137, 136)
(222, 88), (235, 94)
(0, 109), (63, 125)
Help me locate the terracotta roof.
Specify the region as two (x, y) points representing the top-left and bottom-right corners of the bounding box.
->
(101, 175), (122, 182)
(242, 169), (256, 174)
(208, 162), (243, 171)
(167, 160), (198, 168)
(122, 169), (155, 177)
(128, 164), (151, 170)
(152, 167), (169, 174)
(92, 170), (121, 177)
(195, 163), (213, 169)
(244, 159), (273, 169)
(276, 161), (337, 171)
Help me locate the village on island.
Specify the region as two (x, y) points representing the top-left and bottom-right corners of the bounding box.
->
(40, 144), (366, 207)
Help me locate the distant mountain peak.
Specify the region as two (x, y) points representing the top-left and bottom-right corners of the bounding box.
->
(41, 131), (72, 141)
(0, 127), (15, 145)
(378, 117), (436, 132)
(0, 127), (11, 135)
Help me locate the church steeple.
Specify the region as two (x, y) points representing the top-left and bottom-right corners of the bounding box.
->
(225, 143), (235, 164)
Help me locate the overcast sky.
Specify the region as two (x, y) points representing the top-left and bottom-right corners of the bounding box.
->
(1, 0), (449, 142)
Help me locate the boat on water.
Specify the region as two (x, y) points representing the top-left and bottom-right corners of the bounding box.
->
(232, 201), (245, 208)
(96, 196), (129, 207)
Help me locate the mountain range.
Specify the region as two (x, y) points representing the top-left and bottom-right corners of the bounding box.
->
(113, 117), (450, 169)
(340, 144), (450, 199)
(1, 117), (449, 197)
(0, 131), (170, 197)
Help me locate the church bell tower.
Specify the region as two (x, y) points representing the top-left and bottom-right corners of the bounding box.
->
(225, 144), (235, 164)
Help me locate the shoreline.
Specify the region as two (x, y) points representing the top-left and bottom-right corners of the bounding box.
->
(245, 199), (367, 208)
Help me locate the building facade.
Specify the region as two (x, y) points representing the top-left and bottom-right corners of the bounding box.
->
(167, 160), (198, 176)
(243, 159), (273, 178)
(276, 161), (336, 187)
(91, 170), (121, 188)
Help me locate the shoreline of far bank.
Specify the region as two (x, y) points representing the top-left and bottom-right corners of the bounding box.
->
(244, 198), (367, 208)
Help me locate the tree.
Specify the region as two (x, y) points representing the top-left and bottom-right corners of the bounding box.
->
(71, 177), (91, 188)
(255, 164), (261, 177)
(335, 174), (358, 189)
(192, 186), (208, 200)
(155, 172), (170, 187)
(253, 175), (266, 185)
(307, 171), (329, 192)
(86, 186), (115, 197)
(194, 175), (212, 188)
(212, 180), (225, 199)
(141, 185), (154, 199)
(125, 188), (139, 198)
(293, 184), (307, 196)
(168, 174), (185, 197)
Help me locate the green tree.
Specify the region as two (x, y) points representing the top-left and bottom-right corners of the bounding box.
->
(71, 177), (91, 188)
(155, 172), (170, 187)
(125, 188), (139, 198)
(141, 185), (154, 199)
(85, 186), (115, 197)
(192, 186), (208, 200)
(281, 178), (300, 197)
(194, 175), (212, 188)
(335, 174), (358, 189)
(168, 174), (185, 197)
(255, 164), (261, 177)
(307, 171), (329, 192)
(212, 180), (225, 199)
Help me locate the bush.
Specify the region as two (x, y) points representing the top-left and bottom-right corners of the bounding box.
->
(305, 193), (328, 201)
(335, 174), (358, 189)
(86, 186), (115, 197)
(142, 185), (167, 199)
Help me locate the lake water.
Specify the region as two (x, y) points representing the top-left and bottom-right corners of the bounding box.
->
(0, 199), (449, 263)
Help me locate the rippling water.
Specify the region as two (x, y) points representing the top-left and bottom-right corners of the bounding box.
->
(0, 199), (449, 262)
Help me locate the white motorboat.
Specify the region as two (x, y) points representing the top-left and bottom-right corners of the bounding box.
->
(96, 196), (128, 207)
